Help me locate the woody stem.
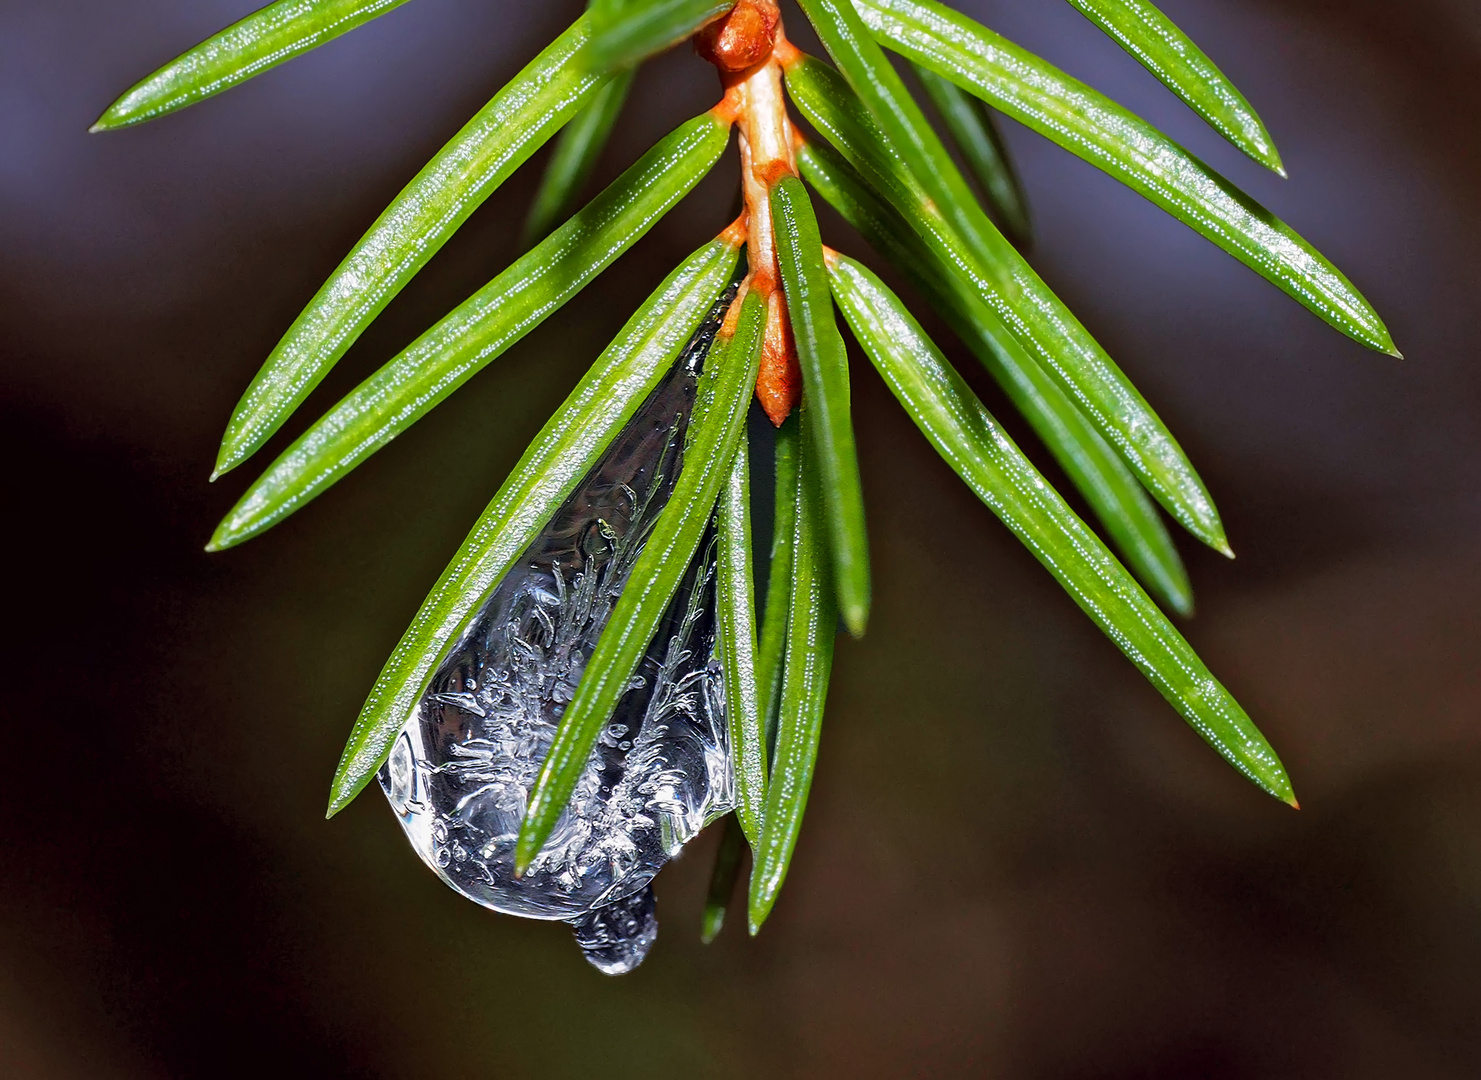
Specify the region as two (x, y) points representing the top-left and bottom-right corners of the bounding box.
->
(708, 7), (802, 425)
(744, 62), (804, 421)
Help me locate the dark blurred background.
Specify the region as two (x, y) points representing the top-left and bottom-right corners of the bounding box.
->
(3, 0), (1479, 1076)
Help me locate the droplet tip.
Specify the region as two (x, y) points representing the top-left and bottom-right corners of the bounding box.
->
(700, 912), (724, 944)
(1216, 540), (1236, 560)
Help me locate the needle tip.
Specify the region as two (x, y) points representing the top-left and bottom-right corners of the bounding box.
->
(205, 521), (235, 552)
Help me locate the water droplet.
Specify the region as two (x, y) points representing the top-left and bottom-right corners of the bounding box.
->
(570, 885), (658, 975)
(378, 281), (739, 973)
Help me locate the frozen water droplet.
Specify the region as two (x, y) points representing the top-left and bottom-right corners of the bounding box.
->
(379, 280), (740, 973)
(571, 885), (658, 975)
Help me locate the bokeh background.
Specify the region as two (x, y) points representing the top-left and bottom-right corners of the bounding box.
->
(4, 0), (1480, 1075)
